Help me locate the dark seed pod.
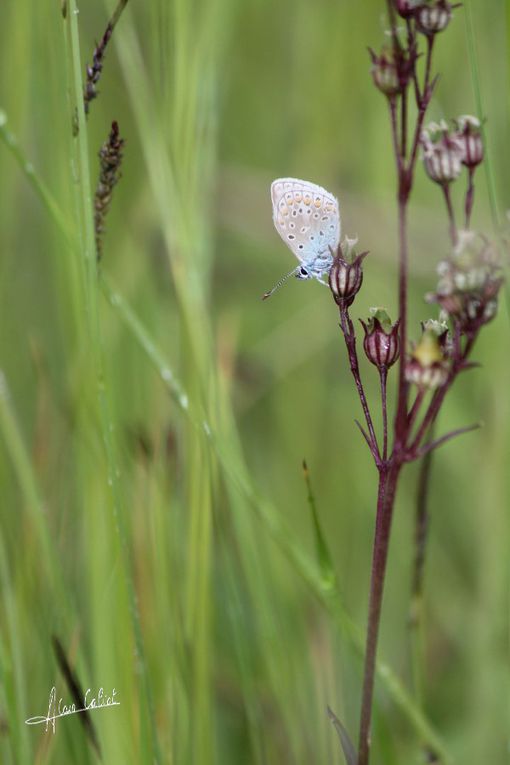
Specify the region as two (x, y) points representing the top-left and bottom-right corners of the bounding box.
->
(329, 247), (367, 308)
(360, 310), (400, 371)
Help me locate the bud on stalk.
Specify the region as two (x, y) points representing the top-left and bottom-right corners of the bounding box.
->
(360, 309), (400, 371)
(329, 246), (367, 308)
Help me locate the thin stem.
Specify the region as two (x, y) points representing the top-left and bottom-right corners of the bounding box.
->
(441, 183), (458, 246)
(413, 422), (480, 460)
(395, 197), (409, 445)
(406, 19), (420, 105)
(465, 167), (475, 228)
(386, 0), (398, 37)
(358, 464), (400, 765)
(409, 384), (449, 454)
(408, 37), (435, 173)
(380, 368), (389, 463)
(389, 97), (403, 176)
(401, 86), (408, 161)
(407, 388), (426, 436)
(355, 419), (377, 457)
(339, 306), (381, 463)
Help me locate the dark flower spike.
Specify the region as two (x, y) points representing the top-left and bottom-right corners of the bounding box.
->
(94, 121), (125, 260)
(83, 0), (130, 116)
(328, 243), (367, 308)
(360, 308), (400, 371)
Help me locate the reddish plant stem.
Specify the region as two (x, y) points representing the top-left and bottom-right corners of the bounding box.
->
(413, 423), (479, 460)
(407, 388), (425, 435)
(406, 20), (420, 105)
(389, 97), (403, 175)
(410, 384), (450, 455)
(339, 306), (381, 464)
(380, 368), (389, 463)
(357, 462), (401, 765)
(395, 196), (409, 444)
(408, 37), (435, 172)
(465, 167), (475, 228)
(357, 17), (434, 765)
(401, 86), (408, 161)
(357, 16), (444, 765)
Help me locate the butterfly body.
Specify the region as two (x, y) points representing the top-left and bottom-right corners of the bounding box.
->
(270, 178), (341, 284)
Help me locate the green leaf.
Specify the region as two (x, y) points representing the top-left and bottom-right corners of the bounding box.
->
(328, 706), (357, 765)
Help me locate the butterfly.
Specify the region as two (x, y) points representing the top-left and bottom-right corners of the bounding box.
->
(263, 177), (341, 299)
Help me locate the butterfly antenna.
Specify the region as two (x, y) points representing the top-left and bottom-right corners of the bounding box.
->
(262, 266), (300, 300)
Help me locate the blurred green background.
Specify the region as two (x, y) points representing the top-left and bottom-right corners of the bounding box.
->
(0, 0), (508, 763)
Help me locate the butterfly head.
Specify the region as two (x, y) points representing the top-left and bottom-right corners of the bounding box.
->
(296, 265), (311, 280)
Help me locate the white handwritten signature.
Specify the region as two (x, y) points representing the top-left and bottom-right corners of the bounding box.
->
(25, 687), (119, 733)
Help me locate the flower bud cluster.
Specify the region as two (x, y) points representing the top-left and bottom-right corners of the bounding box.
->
(360, 308), (400, 371)
(394, 1), (458, 35)
(328, 239), (367, 308)
(420, 116), (484, 186)
(405, 327), (450, 389)
(427, 231), (505, 334)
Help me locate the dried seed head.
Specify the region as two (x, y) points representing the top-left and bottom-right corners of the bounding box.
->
(454, 115), (484, 170)
(405, 329), (449, 389)
(420, 121), (464, 185)
(369, 47), (400, 96)
(368, 45), (415, 97)
(328, 241), (367, 308)
(427, 231), (505, 334)
(415, 1), (455, 36)
(360, 308), (400, 371)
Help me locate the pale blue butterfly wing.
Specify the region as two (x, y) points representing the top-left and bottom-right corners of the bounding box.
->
(271, 178), (341, 280)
